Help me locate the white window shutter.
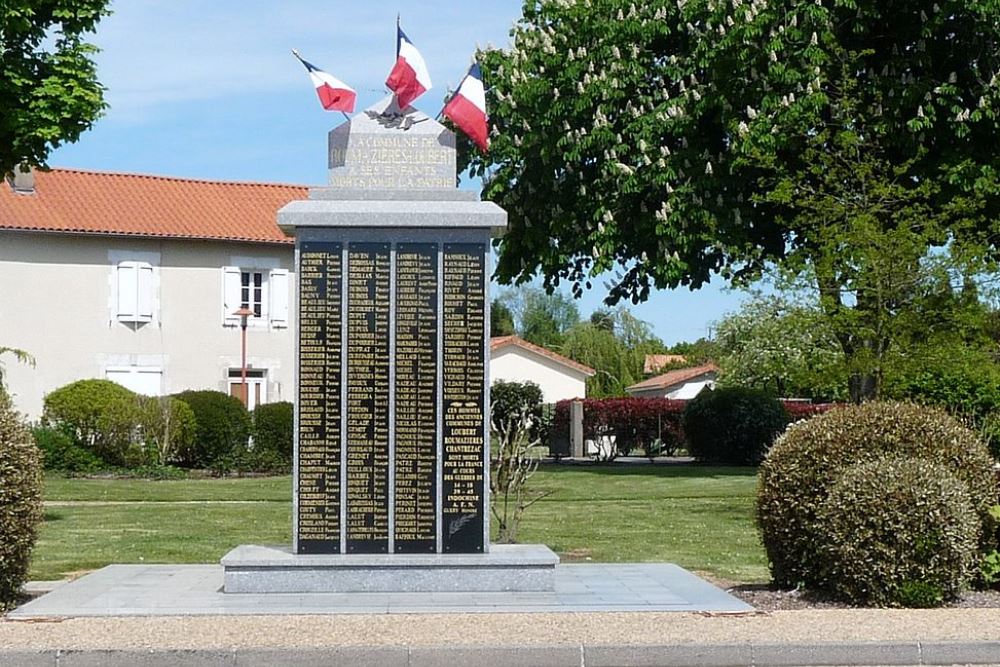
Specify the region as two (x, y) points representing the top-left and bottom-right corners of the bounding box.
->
(269, 269), (289, 328)
(136, 263), (155, 322)
(116, 261), (138, 321)
(222, 266), (242, 326)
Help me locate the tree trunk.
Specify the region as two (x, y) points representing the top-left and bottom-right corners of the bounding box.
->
(848, 372), (878, 403)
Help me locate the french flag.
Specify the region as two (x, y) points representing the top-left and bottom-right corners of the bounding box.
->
(386, 26), (432, 108)
(444, 63), (489, 152)
(294, 51), (357, 113)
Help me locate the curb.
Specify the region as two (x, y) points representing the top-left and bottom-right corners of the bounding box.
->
(2, 641), (999, 666)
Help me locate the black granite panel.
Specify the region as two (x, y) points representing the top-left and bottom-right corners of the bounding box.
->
(296, 242), (343, 554)
(441, 243), (486, 553)
(346, 243), (391, 554)
(393, 243), (438, 553)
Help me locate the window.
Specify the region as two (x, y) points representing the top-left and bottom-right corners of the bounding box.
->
(228, 368), (267, 410)
(222, 266), (288, 328)
(106, 366), (162, 396)
(241, 271), (265, 318)
(115, 261), (155, 324)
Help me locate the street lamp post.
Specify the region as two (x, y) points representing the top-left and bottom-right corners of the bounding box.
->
(233, 307), (254, 407)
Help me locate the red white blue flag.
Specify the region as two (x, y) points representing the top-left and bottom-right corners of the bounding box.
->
(386, 25), (432, 108)
(444, 63), (489, 152)
(293, 51), (357, 113)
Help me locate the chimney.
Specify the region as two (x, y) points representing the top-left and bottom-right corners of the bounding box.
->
(9, 165), (35, 194)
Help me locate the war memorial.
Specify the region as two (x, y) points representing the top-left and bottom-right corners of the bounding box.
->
(220, 97), (560, 593)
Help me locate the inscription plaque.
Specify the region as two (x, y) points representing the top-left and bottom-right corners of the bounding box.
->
(346, 243), (391, 553)
(441, 243), (487, 553)
(296, 242), (343, 554)
(393, 244), (439, 553)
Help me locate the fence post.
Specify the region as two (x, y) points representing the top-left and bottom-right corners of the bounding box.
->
(570, 399), (584, 458)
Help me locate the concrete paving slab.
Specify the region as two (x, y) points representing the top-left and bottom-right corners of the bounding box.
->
(0, 650), (56, 667)
(583, 643), (752, 667)
(919, 641), (1000, 665)
(234, 647), (408, 666)
(751, 641), (924, 666)
(407, 645), (582, 667)
(11, 563), (751, 617)
(57, 649), (237, 666)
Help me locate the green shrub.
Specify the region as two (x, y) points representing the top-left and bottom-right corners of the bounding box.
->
(0, 390), (43, 611)
(682, 387), (788, 465)
(491, 381), (544, 432)
(138, 396), (197, 466)
(817, 457), (979, 606)
(172, 390), (250, 469)
(252, 401), (293, 464)
(32, 425), (103, 473)
(42, 379), (142, 465)
(757, 402), (997, 589)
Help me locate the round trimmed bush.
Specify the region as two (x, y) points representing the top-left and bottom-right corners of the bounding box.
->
(0, 390), (43, 611)
(757, 402), (997, 589)
(138, 396), (197, 466)
(682, 387), (788, 465)
(817, 457), (980, 607)
(171, 390), (250, 468)
(253, 401), (293, 462)
(491, 381), (544, 429)
(42, 379), (142, 465)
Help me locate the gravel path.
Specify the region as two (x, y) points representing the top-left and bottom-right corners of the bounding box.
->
(3, 609), (1000, 650)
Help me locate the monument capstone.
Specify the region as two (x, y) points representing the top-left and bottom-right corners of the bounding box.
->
(221, 96), (559, 593)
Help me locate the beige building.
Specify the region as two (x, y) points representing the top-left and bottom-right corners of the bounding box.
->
(2, 168), (592, 420)
(0, 168), (306, 418)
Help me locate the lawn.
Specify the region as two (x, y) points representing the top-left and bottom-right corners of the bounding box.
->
(32, 464), (768, 583)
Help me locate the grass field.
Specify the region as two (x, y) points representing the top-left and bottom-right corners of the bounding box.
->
(32, 464), (768, 583)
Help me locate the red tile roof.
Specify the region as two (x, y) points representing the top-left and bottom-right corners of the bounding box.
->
(643, 354), (689, 375)
(0, 168), (308, 244)
(627, 363), (720, 393)
(490, 335), (596, 376)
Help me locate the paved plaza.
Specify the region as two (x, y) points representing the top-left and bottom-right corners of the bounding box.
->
(11, 563), (750, 618)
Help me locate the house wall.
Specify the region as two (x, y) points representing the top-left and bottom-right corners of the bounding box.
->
(0, 231), (295, 418)
(489, 347), (588, 403)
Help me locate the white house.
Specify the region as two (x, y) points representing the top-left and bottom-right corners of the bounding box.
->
(625, 363), (720, 400)
(489, 335), (594, 402)
(0, 167), (305, 418)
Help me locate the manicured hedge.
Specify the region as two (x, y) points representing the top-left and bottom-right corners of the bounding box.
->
(683, 387), (789, 465)
(171, 390), (250, 469)
(252, 401), (293, 469)
(553, 397), (687, 459)
(552, 396), (838, 459)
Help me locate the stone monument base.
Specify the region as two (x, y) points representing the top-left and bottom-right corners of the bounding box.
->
(220, 544), (560, 594)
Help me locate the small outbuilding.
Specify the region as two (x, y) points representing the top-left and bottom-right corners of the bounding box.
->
(489, 335), (594, 403)
(625, 362), (720, 400)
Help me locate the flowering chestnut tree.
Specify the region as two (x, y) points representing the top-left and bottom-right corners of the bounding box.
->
(465, 0), (1000, 400)
(0, 1), (110, 178)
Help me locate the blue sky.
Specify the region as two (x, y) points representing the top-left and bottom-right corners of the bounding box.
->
(50, 0), (749, 345)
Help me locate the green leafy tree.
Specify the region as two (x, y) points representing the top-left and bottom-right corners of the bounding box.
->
(562, 306), (667, 397)
(714, 296), (847, 401)
(490, 300), (517, 337)
(498, 285), (580, 348)
(467, 0), (1000, 402)
(1, 1), (110, 177)
(667, 339), (718, 365)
